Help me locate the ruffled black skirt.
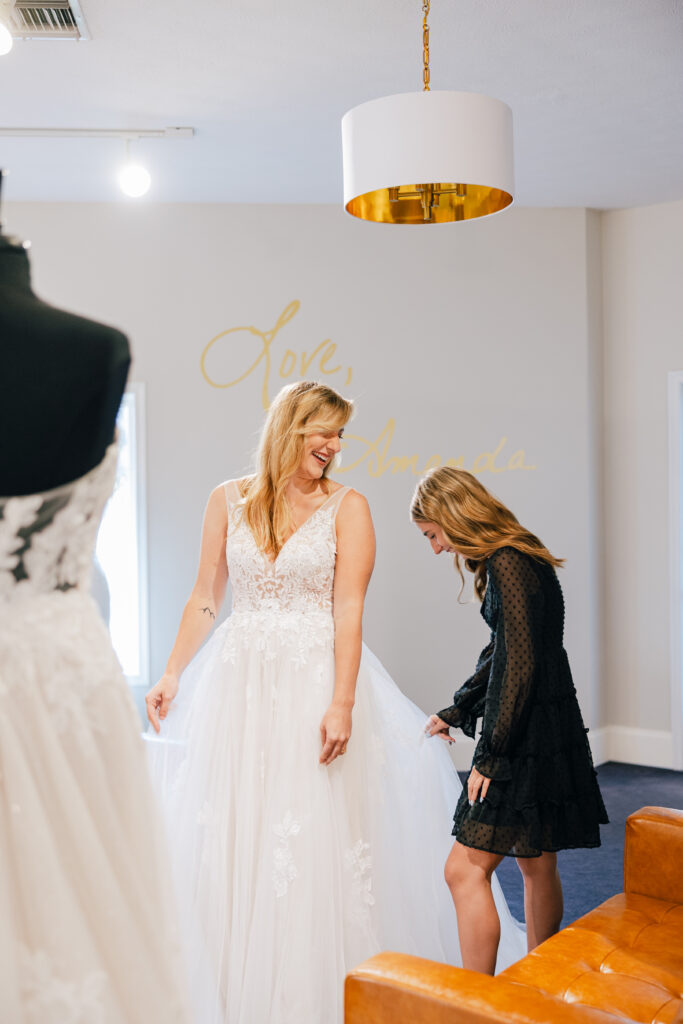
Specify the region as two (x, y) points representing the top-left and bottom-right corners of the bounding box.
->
(453, 689), (609, 858)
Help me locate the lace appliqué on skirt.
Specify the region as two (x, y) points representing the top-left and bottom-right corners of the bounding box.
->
(346, 840), (375, 921)
(221, 609), (334, 667)
(273, 812), (301, 897)
(18, 945), (107, 1024)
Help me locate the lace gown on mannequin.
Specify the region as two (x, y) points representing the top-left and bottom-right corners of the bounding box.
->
(0, 444), (188, 1024)
(147, 481), (526, 1024)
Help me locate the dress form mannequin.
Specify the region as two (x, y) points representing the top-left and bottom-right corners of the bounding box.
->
(0, 175), (190, 1021)
(0, 173), (130, 495)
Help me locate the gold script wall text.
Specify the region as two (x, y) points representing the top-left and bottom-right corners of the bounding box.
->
(200, 301), (536, 478)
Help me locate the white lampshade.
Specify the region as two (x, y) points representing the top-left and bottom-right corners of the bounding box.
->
(342, 90), (514, 224)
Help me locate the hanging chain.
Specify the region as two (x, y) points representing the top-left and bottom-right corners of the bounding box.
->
(422, 0), (430, 91)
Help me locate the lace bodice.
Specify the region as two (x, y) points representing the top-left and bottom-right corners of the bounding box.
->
(0, 443), (117, 604)
(225, 480), (350, 616)
(222, 480), (351, 665)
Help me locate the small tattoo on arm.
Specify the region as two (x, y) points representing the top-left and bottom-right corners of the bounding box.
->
(200, 607), (216, 620)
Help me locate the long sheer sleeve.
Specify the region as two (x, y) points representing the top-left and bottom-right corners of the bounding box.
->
(436, 638), (494, 738)
(473, 548), (544, 781)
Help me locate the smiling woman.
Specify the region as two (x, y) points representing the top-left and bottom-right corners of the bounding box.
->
(238, 380), (351, 561)
(143, 379), (526, 1024)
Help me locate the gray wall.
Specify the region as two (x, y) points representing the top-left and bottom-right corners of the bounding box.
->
(9, 199), (667, 765)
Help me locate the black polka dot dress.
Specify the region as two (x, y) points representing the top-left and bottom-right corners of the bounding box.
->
(437, 547), (608, 858)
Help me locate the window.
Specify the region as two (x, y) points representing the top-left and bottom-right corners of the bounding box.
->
(95, 383), (149, 690)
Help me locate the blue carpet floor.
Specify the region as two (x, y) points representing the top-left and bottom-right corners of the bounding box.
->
(486, 762), (683, 927)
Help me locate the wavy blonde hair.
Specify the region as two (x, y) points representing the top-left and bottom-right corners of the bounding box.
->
(410, 466), (564, 600)
(240, 381), (353, 558)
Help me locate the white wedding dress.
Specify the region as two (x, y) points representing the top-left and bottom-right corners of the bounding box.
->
(147, 480), (526, 1024)
(0, 444), (189, 1024)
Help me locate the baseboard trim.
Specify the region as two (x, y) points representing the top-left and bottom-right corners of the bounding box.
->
(592, 725), (674, 770)
(587, 727), (609, 766)
(450, 727), (675, 772)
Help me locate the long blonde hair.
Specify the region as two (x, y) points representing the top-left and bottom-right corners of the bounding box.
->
(240, 381), (353, 558)
(411, 466), (564, 600)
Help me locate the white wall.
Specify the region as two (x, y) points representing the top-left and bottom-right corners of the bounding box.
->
(6, 201), (605, 761)
(602, 199), (683, 767)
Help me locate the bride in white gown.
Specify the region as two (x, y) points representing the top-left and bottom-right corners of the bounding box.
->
(145, 381), (525, 1024)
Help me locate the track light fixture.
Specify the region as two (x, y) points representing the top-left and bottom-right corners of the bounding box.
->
(0, 126), (194, 197)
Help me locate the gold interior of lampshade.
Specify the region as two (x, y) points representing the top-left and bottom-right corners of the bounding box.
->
(345, 182), (513, 223)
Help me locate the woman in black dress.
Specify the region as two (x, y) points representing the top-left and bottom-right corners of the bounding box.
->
(411, 467), (607, 975)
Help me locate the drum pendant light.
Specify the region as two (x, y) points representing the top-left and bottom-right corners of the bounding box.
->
(342, 1), (514, 224)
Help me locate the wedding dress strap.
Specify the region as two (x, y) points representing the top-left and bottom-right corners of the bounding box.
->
(324, 485), (353, 516)
(223, 479), (243, 508)
(328, 486), (355, 543)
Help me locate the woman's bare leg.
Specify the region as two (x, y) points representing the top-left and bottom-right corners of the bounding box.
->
(444, 841), (504, 975)
(516, 851), (563, 951)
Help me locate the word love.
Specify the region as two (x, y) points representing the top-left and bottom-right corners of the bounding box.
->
(200, 300), (537, 478)
(338, 420), (536, 478)
(201, 300), (352, 410)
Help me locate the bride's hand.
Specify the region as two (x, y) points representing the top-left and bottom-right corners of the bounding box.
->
(319, 704), (352, 766)
(145, 672), (179, 733)
(426, 714), (454, 744)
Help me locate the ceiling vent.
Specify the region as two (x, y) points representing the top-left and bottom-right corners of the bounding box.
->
(9, 1), (90, 40)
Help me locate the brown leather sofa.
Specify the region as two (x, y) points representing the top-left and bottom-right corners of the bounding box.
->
(345, 806), (683, 1024)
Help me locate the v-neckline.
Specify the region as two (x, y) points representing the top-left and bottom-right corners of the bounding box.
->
(260, 487), (344, 567)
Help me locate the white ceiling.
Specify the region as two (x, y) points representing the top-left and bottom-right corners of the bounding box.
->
(0, 0), (682, 208)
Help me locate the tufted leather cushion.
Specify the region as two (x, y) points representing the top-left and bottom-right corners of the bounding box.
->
(345, 953), (625, 1024)
(502, 894), (683, 1022)
(345, 807), (683, 1024)
(624, 807), (683, 904)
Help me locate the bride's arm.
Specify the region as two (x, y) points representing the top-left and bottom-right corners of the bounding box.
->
(320, 491), (375, 766)
(145, 484), (229, 733)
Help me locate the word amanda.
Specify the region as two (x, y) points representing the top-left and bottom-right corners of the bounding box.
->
(201, 301), (536, 478)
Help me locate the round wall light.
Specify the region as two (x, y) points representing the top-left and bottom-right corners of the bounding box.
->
(0, 21), (13, 55)
(117, 138), (151, 197)
(118, 162), (151, 198)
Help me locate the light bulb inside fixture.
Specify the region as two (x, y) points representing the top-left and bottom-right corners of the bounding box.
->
(118, 162), (151, 198)
(0, 22), (13, 55)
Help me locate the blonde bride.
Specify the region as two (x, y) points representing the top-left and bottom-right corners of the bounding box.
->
(145, 381), (525, 1024)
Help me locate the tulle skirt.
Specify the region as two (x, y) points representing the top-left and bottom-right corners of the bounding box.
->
(0, 591), (189, 1024)
(146, 614), (526, 1024)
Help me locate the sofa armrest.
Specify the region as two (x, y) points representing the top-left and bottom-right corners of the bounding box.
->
(345, 953), (621, 1024)
(624, 806), (683, 902)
